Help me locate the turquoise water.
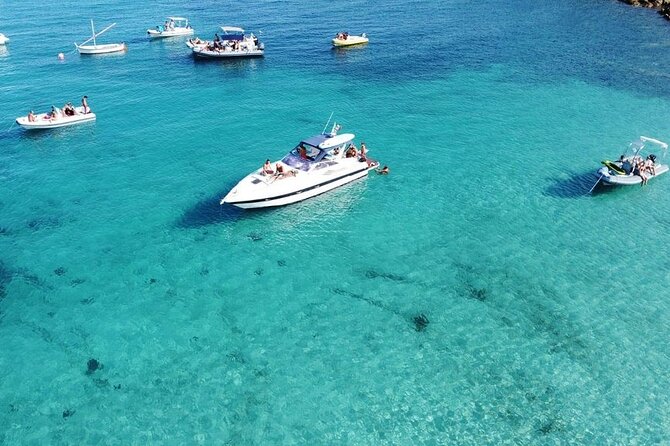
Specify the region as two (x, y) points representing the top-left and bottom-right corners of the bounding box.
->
(2, 0), (670, 443)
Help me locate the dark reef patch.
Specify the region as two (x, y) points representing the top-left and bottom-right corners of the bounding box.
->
(365, 269), (406, 282)
(70, 278), (86, 287)
(277, 259), (286, 267)
(27, 215), (61, 231)
(62, 409), (75, 419)
(254, 268), (263, 276)
(247, 232), (263, 242)
(54, 267), (67, 276)
(465, 284), (488, 301)
(86, 358), (103, 375)
(412, 313), (430, 332)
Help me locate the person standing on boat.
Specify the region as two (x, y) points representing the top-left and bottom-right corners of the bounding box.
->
(81, 96), (90, 114)
(28, 110), (36, 122)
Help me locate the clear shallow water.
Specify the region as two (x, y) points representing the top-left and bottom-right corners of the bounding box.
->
(2, 0), (670, 444)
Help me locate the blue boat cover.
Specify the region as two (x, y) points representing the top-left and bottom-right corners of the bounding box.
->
(301, 134), (329, 147)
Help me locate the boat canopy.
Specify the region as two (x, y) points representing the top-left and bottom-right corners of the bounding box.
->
(640, 136), (668, 151)
(221, 26), (245, 34)
(319, 133), (354, 149)
(300, 134), (329, 147)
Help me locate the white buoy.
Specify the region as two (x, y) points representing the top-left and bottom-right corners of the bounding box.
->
(57, 53), (65, 60)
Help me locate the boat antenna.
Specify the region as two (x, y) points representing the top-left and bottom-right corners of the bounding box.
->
(321, 112), (334, 134)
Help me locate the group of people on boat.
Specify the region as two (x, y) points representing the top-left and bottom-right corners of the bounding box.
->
(26, 96), (90, 122)
(158, 19), (179, 32)
(621, 154), (657, 185)
(261, 159), (295, 179)
(335, 32), (349, 40)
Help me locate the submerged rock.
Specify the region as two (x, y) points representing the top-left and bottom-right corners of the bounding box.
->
(413, 313), (430, 332)
(86, 358), (103, 375)
(62, 408), (75, 419)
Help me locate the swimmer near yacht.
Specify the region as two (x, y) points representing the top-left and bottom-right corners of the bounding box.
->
(220, 120), (380, 209)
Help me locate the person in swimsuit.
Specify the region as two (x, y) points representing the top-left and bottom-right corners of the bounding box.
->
(262, 159), (274, 175)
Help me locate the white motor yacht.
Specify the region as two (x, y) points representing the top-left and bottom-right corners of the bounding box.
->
(0, 33), (9, 45)
(189, 26), (263, 58)
(596, 136), (668, 186)
(221, 124), (379, 209)
(332, 32), (368, 47)
(147, 17), (194, 39)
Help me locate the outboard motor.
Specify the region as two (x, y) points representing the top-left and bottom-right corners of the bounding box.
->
(598, 166), (610, 177)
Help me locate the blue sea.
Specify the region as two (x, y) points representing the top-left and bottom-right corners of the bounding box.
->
(2, 0), (670, 443)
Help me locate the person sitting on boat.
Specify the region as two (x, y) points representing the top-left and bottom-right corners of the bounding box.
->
(359, 142), (370, 165)
(63, 102), (76, 116)
(214, 33), (220, 42)
(274, 163), (296, 179)
(81, 96), (90, 114)
(633, 157), (648, 185)
(645, 154), (657, 177)
(262, 159), (274, 175)
(28, 110), (36, 122)
(345, 144), (357, 158)
(49, 106), (61, 120)
(299, 145), (308, 160)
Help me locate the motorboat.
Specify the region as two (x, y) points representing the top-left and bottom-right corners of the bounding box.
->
(75, 21), (126, 55)
(189, 26), (264, 58)
(147, 17), (194, 39)
(221, 123), (379, 209)
(0, 34), (9, 45)
(596, 136), (668, 186)
(332, 32), (368, 47)
(16, 105), (95, 130)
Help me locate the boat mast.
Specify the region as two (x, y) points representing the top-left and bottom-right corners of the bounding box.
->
(321, 112), (334, 134)
(91, 20), (96, 46)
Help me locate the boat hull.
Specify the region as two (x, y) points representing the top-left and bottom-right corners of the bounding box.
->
(192, 48), (264, 58)
(223, 163), (377, 209)
(332, 36), (369, 47)
(600, 164), (669, 185)
(147, 28), (194, 39)
(16, 107), (96, 130)
(77, 43), (127, 54)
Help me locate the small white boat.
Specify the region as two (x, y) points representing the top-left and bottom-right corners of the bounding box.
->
(596, 136), (669, 186)
(0, 34), (9, 45)
(147, 17), (194, 39)
(189, 26), (264, 58)
(332, 32), (368, 47)
(76, 21), (126, 55)
(16, 106), (95, 130)
(221, 122), (379, 209)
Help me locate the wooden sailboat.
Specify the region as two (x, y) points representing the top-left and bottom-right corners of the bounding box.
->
(76, 20), (126, 55)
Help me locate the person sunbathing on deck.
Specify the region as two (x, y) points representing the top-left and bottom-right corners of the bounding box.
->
(262, 159), (274, 175)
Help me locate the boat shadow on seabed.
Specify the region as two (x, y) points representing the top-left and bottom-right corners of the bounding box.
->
(543, 171), (611, 198)
(175, 188), (247, 228)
